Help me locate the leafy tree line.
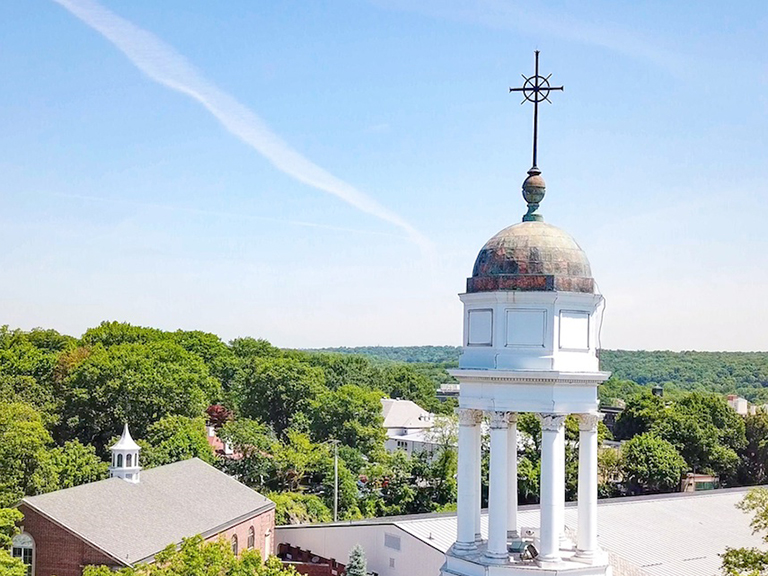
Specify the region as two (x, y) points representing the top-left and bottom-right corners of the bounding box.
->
(308, 345), (461, 365)
(596, 389), (768, 496)
(82, 535), (298, 576)
(0, 323), (458, 523)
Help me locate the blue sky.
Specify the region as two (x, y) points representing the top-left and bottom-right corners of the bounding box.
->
(1, 0), (767, 350)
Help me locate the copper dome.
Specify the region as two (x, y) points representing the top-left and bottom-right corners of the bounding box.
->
(467, 221), (594, 293)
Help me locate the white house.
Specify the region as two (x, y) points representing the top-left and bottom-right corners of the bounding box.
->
(382, 399), (439, 457)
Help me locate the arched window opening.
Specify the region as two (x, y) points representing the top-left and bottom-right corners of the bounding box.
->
(12, 533), (34, 576)
(134, 453), (139, 467)
(247, 527), (255, 550)
(126, 453), (132, 467)
(117, 454), (123, 467)
(231, 535), (238, 556)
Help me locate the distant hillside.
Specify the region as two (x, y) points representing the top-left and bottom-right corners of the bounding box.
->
(310, 347), (768, 402)
(599, 350), (768, 401)
(309, 346), (461, 365)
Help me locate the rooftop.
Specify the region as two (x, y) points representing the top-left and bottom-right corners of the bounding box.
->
(21, 458), (274, 565)
(281, 487), (765, 576)
(381, 398), (433, 431)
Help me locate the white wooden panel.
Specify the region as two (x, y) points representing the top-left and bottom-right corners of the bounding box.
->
(559, 310), (590, 350)
(505, 309), (546, 348)
(467, 309), (493, 346)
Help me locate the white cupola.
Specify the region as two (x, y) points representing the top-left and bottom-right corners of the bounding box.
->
(441, 51), (611, 576)
(109, 423), (141, 483)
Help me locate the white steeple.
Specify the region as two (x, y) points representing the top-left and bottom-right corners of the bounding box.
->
(109, 423), (141, 483)
(441, 51), (611, 576)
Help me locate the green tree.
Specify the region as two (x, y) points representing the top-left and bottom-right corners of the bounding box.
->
(268, 492), (332, 525)
(299, 353), (386, 391)
(0, 329), (61, 419)
(621, 433), (687, 494)
(50, 440), (109, 489)
(216, 419), (275, 489)
(380, 365), (440, 413)
(597, 447), (623, 497)
(171, 330), (238, 389)
(57, 341), (219, 450)
(739, 411), (768, 486)
(0, 402), (57, 507)
(310, 385), (385, 458)
(83, 534), (299, 576)
(140, 416), (215, 468)
(80, 321), (163, 347)
(0, 507), (25, 576)
(271, 431), (329, 492)
(613, 392), (666, 440)
(598, 377), (644, 407)
(233, 357), (324, 437)
(346, 545), (367, 576)
(230, 337), (281, 360)
(722, 488), (768, 575)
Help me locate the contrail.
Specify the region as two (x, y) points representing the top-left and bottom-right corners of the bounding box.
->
(56, 192), (410, 240)
(52, 0), (432, 253)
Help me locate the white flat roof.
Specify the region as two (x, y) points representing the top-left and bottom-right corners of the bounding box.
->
(282, 487), (765, 576)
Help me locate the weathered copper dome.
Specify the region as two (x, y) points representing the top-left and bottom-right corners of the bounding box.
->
(467, 221), (594, 293)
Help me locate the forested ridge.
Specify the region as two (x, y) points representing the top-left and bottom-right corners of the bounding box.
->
(315, 346), (768, 402)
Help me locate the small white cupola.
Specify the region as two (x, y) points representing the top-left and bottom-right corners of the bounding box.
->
(109, 423), (141, 483)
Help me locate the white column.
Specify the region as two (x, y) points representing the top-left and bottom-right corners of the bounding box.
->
(486, 411), (510, 562)
(576, 413), (601, 560)
(455, 408), (482, 552)
(538, 414), (566, 565)
(474, 421), (482, 542)
(554, 421), (566, 547)
(507, 413), (519, 540)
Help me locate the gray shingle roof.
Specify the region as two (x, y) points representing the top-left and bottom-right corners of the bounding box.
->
(22, 458), (274, 565)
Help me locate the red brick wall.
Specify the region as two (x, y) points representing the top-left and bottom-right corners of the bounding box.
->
(18, 504), (120, 576)
(206, 508), (276, 560)
(18, 503), (275, 576)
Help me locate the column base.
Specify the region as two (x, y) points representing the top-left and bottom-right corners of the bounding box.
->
(536, 554), (564, 569)
(483, 550), (509, 564)
(452, 541), (478, 555)
(573, 548), (608, 565)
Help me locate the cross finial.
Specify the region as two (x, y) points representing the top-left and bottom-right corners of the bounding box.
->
(509, 51), (563, 221)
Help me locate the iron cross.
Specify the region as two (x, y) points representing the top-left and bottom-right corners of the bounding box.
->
(509, 50), (563, 169)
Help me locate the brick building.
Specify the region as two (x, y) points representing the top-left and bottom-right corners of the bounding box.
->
(13, 426), (275, 576)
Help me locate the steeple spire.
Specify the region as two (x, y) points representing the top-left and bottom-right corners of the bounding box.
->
(509, 51), (564, 222)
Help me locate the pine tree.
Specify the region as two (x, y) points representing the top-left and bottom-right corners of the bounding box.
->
(346, 544), (367, 576)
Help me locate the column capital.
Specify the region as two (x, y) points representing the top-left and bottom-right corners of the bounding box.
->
(489, 410), (513, 429)
(576, 413), (603, 432)
(537, 413), (566, 432)
(456, 408), (483, 426)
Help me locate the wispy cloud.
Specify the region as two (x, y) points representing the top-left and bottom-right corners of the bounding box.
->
(370, 0), (686, 75)
(55, 192), (409, 240)
(52, 0), (432, 253)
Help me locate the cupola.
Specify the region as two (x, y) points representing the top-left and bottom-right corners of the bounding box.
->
(109, 423), (141, 483)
